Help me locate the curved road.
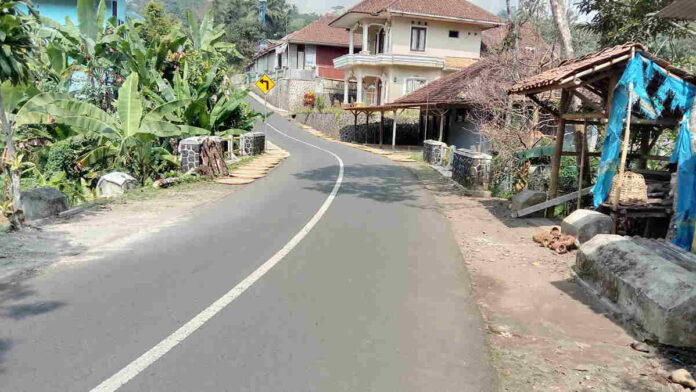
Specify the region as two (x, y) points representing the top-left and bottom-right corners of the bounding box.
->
(0, 99), (496, 391)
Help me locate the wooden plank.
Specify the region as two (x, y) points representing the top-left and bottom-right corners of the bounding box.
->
(570, 89), (605, 114)
(630, 118), (680, 126)
(560, 151), (670, 161)
(562, 112), (607, 120)
(512, 186), (593, 218)
(528, 94), (560, 118)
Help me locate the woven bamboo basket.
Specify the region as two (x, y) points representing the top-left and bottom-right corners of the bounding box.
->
(609, 171), (648, 205)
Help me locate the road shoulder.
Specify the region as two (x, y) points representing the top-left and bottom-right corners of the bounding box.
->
(405, 162), (682, 392)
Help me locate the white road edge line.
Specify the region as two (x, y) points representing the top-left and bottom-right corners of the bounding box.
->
(89, 122), (344, 392)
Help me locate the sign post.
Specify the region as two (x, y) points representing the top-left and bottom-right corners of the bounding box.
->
(255, 74), (276, 134)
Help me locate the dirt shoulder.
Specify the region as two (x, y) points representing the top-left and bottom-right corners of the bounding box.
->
(0, 180), (241, 281)
(406, 162), (692, 392)
(0, 145), (290, 282)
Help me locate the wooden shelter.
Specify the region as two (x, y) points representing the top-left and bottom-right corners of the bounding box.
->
(341, 103), (419, 148)
(509, 43), (696, 236)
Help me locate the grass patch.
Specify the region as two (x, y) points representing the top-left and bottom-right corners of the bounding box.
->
(120, 156), (255, 203)
(408, 153), (424, 162)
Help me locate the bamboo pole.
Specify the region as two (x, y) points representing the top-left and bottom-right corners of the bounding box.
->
(577, 120), (587, 210)
(614, 49), (636, 209)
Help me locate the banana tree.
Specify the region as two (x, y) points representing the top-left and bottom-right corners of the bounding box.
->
(149, 68), (259, 136)
(0, 0), (40, 228)
(32, 73), (209, 184)
(112, 18), (188, 91)
(39, 0), (126, 110)
(184, 10), (241, 60)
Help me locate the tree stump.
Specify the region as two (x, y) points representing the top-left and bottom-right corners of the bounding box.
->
(197, 139), (229, 177)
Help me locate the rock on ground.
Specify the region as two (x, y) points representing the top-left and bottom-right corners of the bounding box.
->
(20, 187), (69, 221)
(562, 208), (614, 244)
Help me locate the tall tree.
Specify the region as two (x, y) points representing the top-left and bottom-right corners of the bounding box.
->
(577, 0), (689, 48)
(0, 0), (37, 228)
(548, 0), (575, 58)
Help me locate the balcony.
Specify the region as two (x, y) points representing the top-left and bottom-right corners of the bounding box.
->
(333, 54), (444, 70)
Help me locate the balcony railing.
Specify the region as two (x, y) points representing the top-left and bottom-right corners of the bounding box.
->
(333, 54), (444, 69)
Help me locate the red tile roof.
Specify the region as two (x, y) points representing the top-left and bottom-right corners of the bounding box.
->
(392, 59), (491, 106)
(286, 14), (360, 46)
(508, 42), (695, 94)
(252, 15), (362, 61)
(335, 0), (502, 25)
(656, 0), (696, 19)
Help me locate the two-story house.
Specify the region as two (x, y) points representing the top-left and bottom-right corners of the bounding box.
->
(250, 15), (361, 81)
(32, 0), (125, 25)
(329, 0), (502, 106)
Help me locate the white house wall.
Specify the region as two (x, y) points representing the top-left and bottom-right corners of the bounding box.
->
(389, 16), (482, 59)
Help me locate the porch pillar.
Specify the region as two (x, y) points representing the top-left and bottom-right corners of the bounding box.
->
(392, 110), (398, 149)
(364, 111), (370, 144)
(438, 111), (446, 142)
(362, 24), (369, 54)
(356, 74), (363, 104)
(349, 28), (355, 55)
(379, 111), (384, 147)
(343, 76), (350, 104)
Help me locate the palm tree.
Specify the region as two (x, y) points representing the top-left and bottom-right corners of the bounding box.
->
(0, 0), (38, 228)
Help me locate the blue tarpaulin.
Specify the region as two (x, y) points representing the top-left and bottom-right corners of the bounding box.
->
(592, 53), (696, 250)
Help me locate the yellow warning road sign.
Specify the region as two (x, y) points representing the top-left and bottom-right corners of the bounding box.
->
(255, 74), (276, 94)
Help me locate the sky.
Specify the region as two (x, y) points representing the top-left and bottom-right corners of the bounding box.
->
(291, 0), (509, 16)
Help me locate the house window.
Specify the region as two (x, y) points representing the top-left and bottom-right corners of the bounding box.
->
(112, 0), (118, 18)
(405, 78), (426, 93)
(449, 30), (459, 38)
(410, 27), (427, 52)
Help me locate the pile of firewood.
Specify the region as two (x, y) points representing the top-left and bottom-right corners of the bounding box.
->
(196, 139), (229, 177)
(533, 227), (577, 254)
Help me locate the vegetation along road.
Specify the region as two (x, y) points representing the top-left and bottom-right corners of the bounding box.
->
(0, 100), (495, 391)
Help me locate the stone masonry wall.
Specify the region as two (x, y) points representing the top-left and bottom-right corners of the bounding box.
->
(295, 112), (421, 145)
(452, 148), (492, 191)
(423, 140), (446, 165)
(179, 139), (202, 172)
(240, 132), (266, 156)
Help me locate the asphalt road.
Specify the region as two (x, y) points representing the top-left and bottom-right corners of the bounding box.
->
(0, 99), (497, 391)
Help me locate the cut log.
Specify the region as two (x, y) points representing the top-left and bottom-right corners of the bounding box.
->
(512, 186), (593, 218)
(197, 139), (229, 177)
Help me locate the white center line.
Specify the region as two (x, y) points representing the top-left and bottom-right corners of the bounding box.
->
(90, 122), (344, 392)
